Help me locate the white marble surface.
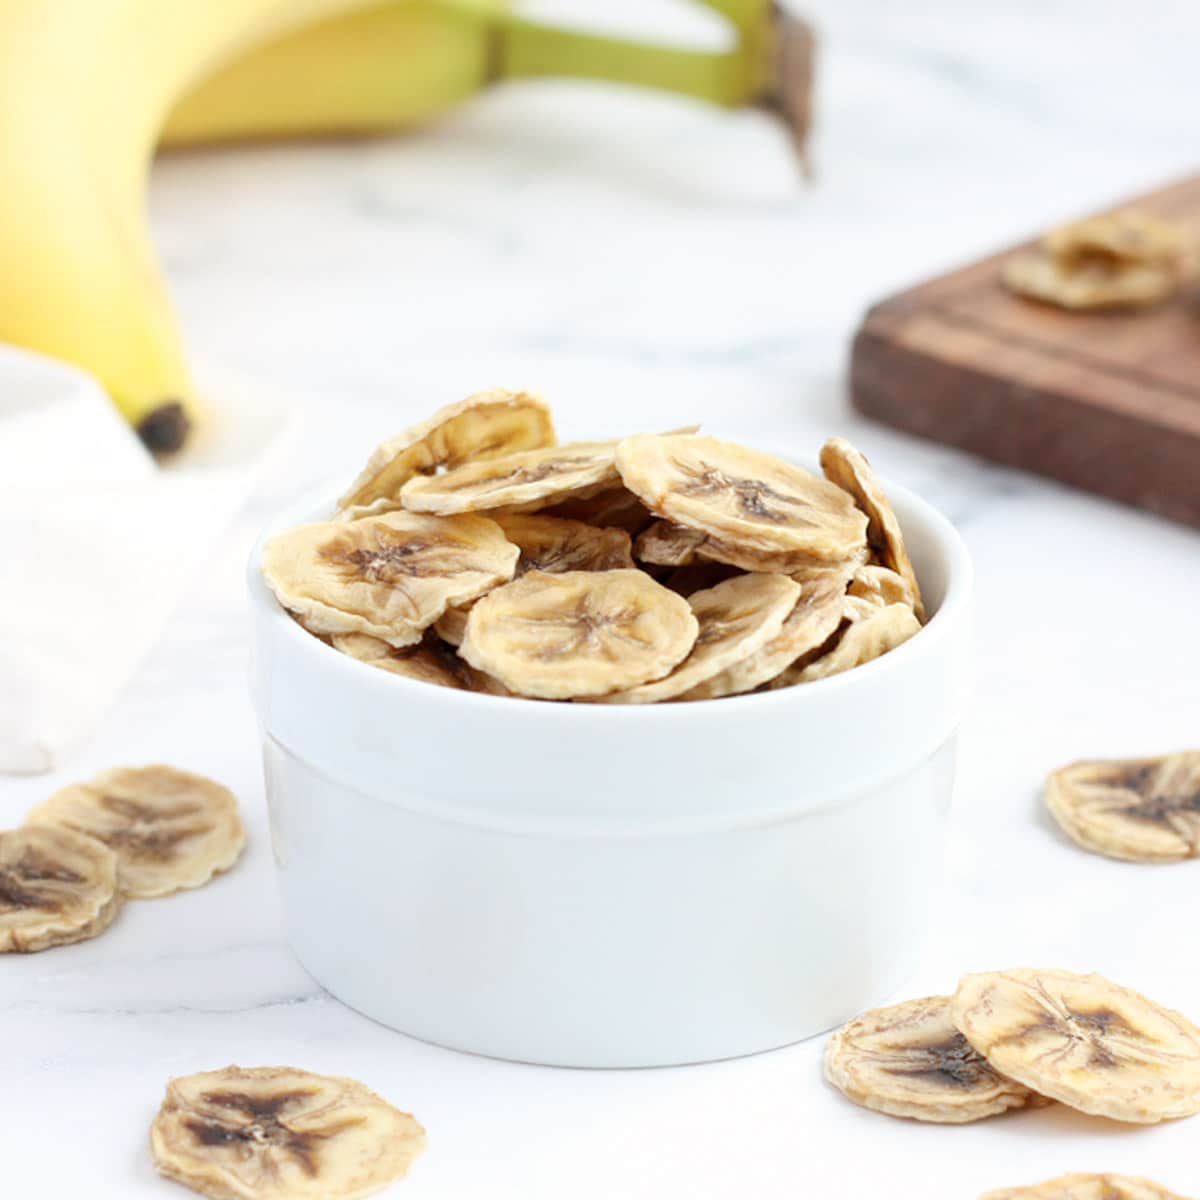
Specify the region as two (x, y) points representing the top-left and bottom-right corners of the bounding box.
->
(5, 1), (1200, 1195)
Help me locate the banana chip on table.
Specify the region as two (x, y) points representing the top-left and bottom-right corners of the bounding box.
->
(1046, 751), (1200, 863)
(596, 574), (800, 704)
(820, 437), (925, 622)
(26, 765), (245, 899)
(399, 440), (621, 515)
(460, 569), (698, 700)
(150, 1065), (426, 1200)
(1003, 256), (1177, 311)
(980, 1175), (1189, 1200)
(771, 602), (920, 687)
(616, 434), (869, 562)
(0, 826), (122, 952)
(951, 968), (1200, 1124)
(263, 511), (518, 647)
(824, 995), (1045, 1123)
(332, 632), (507, 694)
(338, 388), (555, 513)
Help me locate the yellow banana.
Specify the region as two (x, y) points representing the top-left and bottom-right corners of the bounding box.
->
(0, 0), (810, 452)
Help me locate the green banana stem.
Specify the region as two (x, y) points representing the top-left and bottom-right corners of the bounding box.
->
(490, 3), (814, 167)
(496, 18), (756, 108)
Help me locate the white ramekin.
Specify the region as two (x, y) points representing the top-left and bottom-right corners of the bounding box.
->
(248, 479), (972, 1067)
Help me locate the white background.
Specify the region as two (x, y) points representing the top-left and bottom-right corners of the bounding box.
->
(3, 1), (1200, 1195)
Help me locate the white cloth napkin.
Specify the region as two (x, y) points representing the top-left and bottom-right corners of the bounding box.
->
(0, 344), (288, 773)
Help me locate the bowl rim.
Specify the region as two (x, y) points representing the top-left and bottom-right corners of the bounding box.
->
(247, 473), (972, 723)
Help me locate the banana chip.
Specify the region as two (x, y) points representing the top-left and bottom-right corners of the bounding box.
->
(951, 968), (1200, 1124)
(1045, 211), (1186, 268)
(849, 563), (918, 612)
(433, 603), (471, 646)
(399, 440), (620, 515)
(596, 574), (800, 704)
(27, 765), (245, 899)
(772, 602), (920, 687)
(684, 581), (846, 699)
(616, 434), (868, 563)
(1046, 752), (1200, 863)
(1002, 255), (1175, 311)
(0, 826), (121, 952)
(544, 485), (655, 536)
(633, 521), (707, 567)
(332, 632), (507, 694)
(263, 511), (518, 647)
(820, 437), (925, 622)
(495, 513), (634, 574)
(338, 388), (555, 511)
(824, 995), (1044, 1123)
(150, 1065), (426, 1200)
(460, 569), (698, 699)
(981, 1175), (1189, 1200)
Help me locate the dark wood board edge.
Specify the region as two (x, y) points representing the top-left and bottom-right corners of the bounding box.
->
(849, 318), (1200, 529)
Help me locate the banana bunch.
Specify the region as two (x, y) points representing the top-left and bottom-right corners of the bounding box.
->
(0, 0), (812, 453)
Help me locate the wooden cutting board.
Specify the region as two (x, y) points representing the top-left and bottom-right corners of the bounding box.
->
(850, 175), (1200, 528)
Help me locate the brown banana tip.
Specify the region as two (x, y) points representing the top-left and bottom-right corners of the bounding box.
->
(136, 402), (190, 455)
(761, 5), (817, 180)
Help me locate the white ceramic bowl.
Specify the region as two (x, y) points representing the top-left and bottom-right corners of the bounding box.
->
(248, 479), (972, 1067)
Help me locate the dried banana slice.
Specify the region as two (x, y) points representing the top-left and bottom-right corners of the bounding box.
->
(820, 437), (925, 622)
(772, 602), (920, 687)
(263, 511), (518, 648)
(634, 521), (707, 567)
(1002, 255), (1175, 311)
(0, 826), (121, 952)
(680, 580), (845, 700)
(981, 1175), (1188, 1200)
(433, 603), (471, 646)
(433, 516), (632, 646)
(399, 440), (620, 515)
(460, 569), (698, 700)
(26, 765), (245, 899)
(1044, 210), (1186, 268)
(495, 513), (634, 574)
(1046, 752), (1200, 863)
(150, 1065), (426, 1200)
(951, 968), (1200, 1124)
(338, 388), (555, 511)
(824, 995), (1043, 1123)
(596, 574), (801, 704)
(616, 434), (868, 562)
(849, 563), (918, 611)
(544, 485), (655, 536)
(331, 633), (507, 694)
